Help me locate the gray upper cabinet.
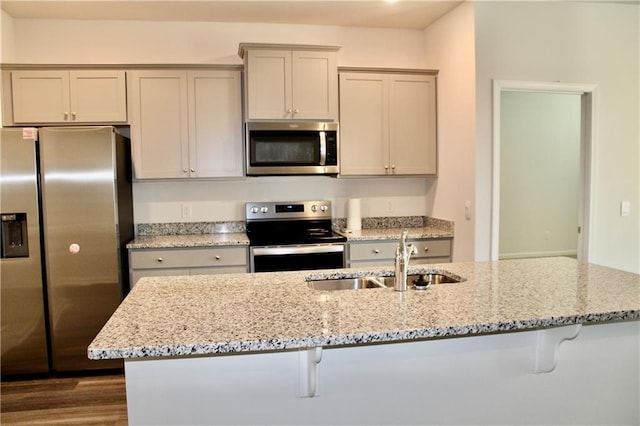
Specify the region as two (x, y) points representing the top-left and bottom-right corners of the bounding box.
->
(239, 43), (340, 121)
(339, 71), (437, 176)
(7, 70), (127, 125)
(127, 69), (243, 179)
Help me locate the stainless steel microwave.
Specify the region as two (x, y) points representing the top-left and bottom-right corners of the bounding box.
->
(246, 122), (339, 176)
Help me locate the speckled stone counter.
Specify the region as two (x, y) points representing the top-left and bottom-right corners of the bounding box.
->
(338, 226), (452, 241)
(89, 257), (639, 360)
(126, 232), (249, 249)
(127, 216), (453, 249)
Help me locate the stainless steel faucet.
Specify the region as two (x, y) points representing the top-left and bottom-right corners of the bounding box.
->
(394, 229), (417, 291)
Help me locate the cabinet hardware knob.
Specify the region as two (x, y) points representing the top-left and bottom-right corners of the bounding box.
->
(424, 247), (429, 252)
(183, 168), (188, 173)
(64, 112), (69, 120)
(157, 257), (163, 263)
(72, 112), (76, 120)
(373, 249), (380, 254)
(294, 108), (299, 114)
(286, 108), (292, 114)
(190, 168), (195, 173)
(215, 256), (221, 260)
(391, 165), (396, 170)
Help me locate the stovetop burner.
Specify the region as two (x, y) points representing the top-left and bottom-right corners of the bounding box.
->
(245, 200), (346, 246)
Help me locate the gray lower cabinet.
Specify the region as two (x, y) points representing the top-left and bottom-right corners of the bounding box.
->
(129, 247), (248, 288)
(348, 238), (452, 268)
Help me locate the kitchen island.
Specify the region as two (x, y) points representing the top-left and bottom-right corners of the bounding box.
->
(89, 257), (639, 425)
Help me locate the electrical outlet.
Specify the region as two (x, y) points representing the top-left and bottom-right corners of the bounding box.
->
(182, 203), (193, 219)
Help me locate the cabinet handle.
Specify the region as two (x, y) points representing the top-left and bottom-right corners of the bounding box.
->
(293, 108), (299, 114)
(183, 168), (188, 173)
(156, 257), (163, 263)
(72, 112), (77, 120)
(373, 249), (380, 254)
(286, 108), (292, 114)
(215, 256), (221, 261)
(64, 112), (69, 120)
(391, 165), (396, 170)
(190, 168), (196, 173)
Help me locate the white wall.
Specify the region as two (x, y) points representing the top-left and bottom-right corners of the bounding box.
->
(4, 18), (427, 67)
(423, 1), (476, 262)
(475, 1), (640, 273)
(3, 18), (443, 228)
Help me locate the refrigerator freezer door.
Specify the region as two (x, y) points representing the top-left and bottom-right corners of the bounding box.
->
(0, 129), (50, 375)
(40, 126), (123, 371)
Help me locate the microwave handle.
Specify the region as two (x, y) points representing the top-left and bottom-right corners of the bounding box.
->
(319, 131), (327, 166)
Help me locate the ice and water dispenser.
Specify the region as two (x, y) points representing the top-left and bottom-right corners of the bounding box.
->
(0, 213), (29, 258)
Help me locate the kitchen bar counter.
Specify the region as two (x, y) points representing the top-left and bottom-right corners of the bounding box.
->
(89, 257), (638, 359)
(91, 257), (640, 425)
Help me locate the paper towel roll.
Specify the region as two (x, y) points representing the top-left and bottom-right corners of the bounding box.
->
(346, 198), (362, 231)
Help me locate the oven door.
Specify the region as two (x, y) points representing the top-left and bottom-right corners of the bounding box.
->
(250, 244), (345, 273)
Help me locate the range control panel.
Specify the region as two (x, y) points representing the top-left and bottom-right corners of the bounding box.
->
(245, 200), (332, 221)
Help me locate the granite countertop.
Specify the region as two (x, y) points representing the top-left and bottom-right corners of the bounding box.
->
(126, 216), (454, 249)
(338, 226), (452, 241)
(127, 233), (249, 249)
(88, 257), (639, 360)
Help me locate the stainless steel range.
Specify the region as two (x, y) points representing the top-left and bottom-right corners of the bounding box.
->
(246, 200), (347, 273)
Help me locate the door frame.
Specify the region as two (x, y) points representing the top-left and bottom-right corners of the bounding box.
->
(491, 80), (598, 262)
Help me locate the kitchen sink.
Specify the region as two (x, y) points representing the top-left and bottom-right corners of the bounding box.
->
(307, 276), (387, 291)
(307, 273), (462, 291)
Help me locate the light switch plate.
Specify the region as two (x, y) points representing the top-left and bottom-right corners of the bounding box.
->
(620, 201), (631, 217)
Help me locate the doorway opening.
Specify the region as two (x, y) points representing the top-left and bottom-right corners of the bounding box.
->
(491, 80), (597, 262)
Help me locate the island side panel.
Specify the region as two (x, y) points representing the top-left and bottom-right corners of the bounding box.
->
(124, 321), (639, 425)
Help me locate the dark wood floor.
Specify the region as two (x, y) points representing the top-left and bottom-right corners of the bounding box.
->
(1, 372), (128, 425)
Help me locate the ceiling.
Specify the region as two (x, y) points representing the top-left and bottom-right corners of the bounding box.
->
(0, 1), (464, 30)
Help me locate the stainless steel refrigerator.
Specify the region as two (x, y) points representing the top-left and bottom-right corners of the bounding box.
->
(1, 126), (133, 375)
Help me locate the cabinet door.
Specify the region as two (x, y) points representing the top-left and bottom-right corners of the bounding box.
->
(11, 70), (70, 123)
(389, 75), (437, 175)
(188, 71), (243, 178)
(291, 50), (338, 120)
(129, 71), (189, 179)
(339, 73), (389, 175)
(246, 49), (291, 120)
(69, 70), (127, 123)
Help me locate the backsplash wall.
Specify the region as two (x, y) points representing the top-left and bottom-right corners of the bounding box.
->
(132, 176), (433, 224)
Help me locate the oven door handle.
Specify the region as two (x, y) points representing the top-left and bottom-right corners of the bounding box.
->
(252, 245), (344, 256)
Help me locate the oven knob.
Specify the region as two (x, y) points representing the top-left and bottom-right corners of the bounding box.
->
(251, 206), (259, 214)
(320, 205), (328, 212)
(260, 206), (269, 213)
(310, 205), (318, 212)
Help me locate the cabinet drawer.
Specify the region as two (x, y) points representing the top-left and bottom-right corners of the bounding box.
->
(411, 239), (451, 259)
(349, 238), (452, 262)
(130, 247), (247, 269)
(349, 241), (397, 261)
